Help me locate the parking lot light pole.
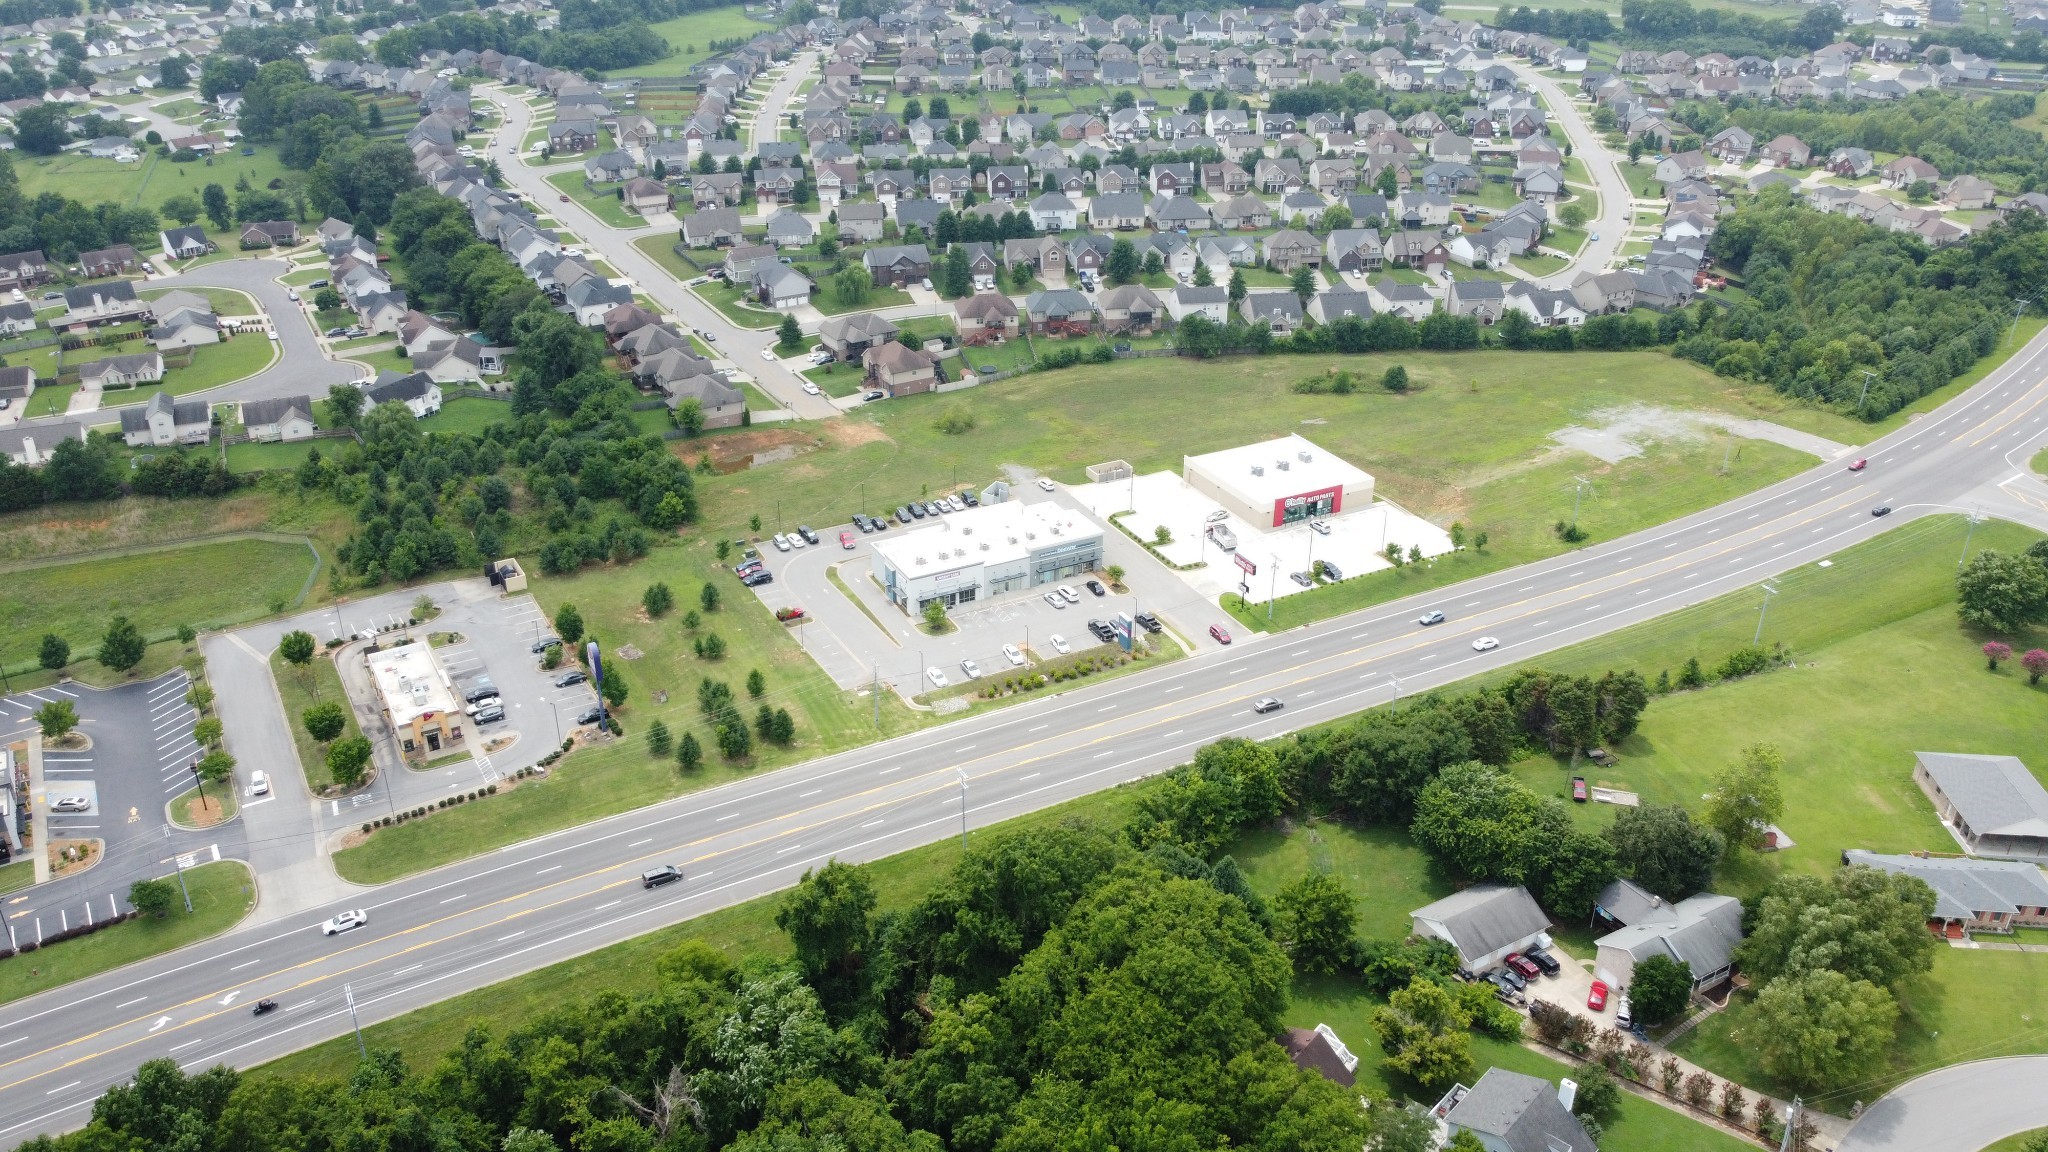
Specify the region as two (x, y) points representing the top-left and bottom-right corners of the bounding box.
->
(163, 828), (193, 912)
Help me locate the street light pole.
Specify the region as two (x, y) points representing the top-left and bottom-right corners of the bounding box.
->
(1267, 554), (1278, 622)
(164, 827), (192, 913)
(956, 768), (968, 849)
(344, 983), (368, 1061)
(1959, 511), (1983, 569)
(1752, 582), (1779, 646)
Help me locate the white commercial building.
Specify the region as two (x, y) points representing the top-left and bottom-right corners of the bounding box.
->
(367, 640), (465, 755)
(1183, 434), (1375, 530)
(870, 500), (1104, 615)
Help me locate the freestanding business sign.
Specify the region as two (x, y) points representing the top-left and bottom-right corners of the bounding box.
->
(1111, 614), (1133, 652)
(587, 641), (604, 721)
(1234, 552), (1258, 576)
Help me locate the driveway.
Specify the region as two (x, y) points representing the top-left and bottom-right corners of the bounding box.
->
(1837, 1057), (2048, 1152)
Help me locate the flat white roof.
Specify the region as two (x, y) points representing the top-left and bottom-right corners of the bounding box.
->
(871, 499), (1100, 577)
(1184, 433), (1373, 506)
(367, 641), (461, 727)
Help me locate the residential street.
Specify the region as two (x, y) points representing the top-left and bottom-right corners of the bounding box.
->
(1836, 1057), (2048, 1152)
(1505, 60), (1637, 288)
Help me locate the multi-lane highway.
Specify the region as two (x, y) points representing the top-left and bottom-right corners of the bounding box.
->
(3, 317), (2047, 1140)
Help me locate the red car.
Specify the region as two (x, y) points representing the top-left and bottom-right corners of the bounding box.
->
(1572, 776), (1588, 802)
(1209, 624), (1232, 645)
(1587, 980), (1610, 1012)
(1848, 458), (1867, 471)
(1505, 953), (1542, 980)
(839, 531), (855, 550)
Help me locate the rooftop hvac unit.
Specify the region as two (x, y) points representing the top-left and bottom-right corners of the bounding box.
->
(980, 542), (990, 550)
(1008, 536), (1019, 544)
(963, 526), (974, 535)
(954, 548), (965, 558)
(1299, 450), (1312, 462)
(915, 556), (927, 565)
(1026, 532), (1037, 540)
(1276, 460), (1289, 470)
(1251, 465), (1264, 476)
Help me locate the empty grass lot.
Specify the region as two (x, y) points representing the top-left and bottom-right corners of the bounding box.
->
(0, 537), (316, 671)
(15, 148), (291, 217)
(609, 6), (775, 78)
(225, 437), (321, 474)
(419, 396), (513, 436)
(0, 861), (253, 1007)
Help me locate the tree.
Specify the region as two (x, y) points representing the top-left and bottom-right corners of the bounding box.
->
(326, 735), (372, 788)
(1381, 364), (1409, 392)
(98, 616), (146, 673)
(554, 603), (584, 647)
(1290, 264), (1317, 302)
(202, 182), (232, 231)
(1986, 640), (2013, 670)
(313, 287), (342, 311)
(832, 267), (871, 308)
(38, 633), (69, 670)
(943, 241), (972, 297)
(923, 599), (947, 632)
(674, 397), (705, 437)
(602, 668), (628, 709)
(1371, 976), (1474, 1089)
(192, 717), (222, 748)
(161, 194), (203, 225)
(302, 702), (348, 743)
(1558, 202), (1588, 229)
(1705, 743), (1785, 852)
(647, 719), (672, 757)
(1228, 267), (1248, 305)
(1571, 1061), (1622, 1123)
(129, 877), (177, 919)
(1740, 866), (1938, 989)
(747, 669), (767, 698)
(777, 312), (802, 351)
(1751, 969), (1898, 1092)
(1273, 871), (1356, 974)
(1142, 249), (1164, 278)
(643, 582), (674, 618)
(1629, 954), (1695, 1027)
(14, 103), (70, 154)
(1605, 804), (1723, 901)
(158, 55), (191, 88)
(700, 581), (721, 612)
(36, 699), (78, 740)
(195, 750), (234, 786)
(1106, 237), (1139, 285)
(1193, 260), (1214, 287)
(2025, 648), (2048, 685)
(1957, 550), (2048, 633)
(278, 629), (315, 676)
(776, 860), (877, 1010)
(325, 381), (365, 427)
(676, 730), (703, 772)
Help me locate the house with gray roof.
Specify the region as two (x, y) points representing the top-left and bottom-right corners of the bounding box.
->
(364, 371), (443, 418)
(0, 420), (84, 467)
(1843, 850), (2048, 937)
(1434, 1069), (1594, 1152)
(1410, 884), (1550, 971)
(119, 390), (208, 447)
(240, 395), (316, 442)
(1914, 752), (2048, 859)
(1591, 878), (1743, 991)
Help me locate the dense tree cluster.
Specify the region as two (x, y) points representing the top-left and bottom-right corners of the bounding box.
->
(1677, 189), (2036, 418)
(1411, 762), (1617, 917)
(369, 8), (671, 72)
(1489, 6), (1617, 45)
(1673, 92), (2048, 192)
(1263, 74), (1470, 125)
(1620, 0), (1844, 56)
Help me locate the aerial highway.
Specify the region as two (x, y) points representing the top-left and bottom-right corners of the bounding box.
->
(2, 318), (2046, 1140)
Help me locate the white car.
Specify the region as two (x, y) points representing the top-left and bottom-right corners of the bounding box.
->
(1036, 477), (1055, 492)
(773, 533), (792, 552)
(801, 382), (821, 395)
(321, 909), (368, 936)
(925, 666), (949, 688)
(787, 531), (806, 549)
(960, 658), (982, 679)
(1048, 634), (1071, 654)
(1057, 585), (1080, 604)
(1472, 636), (1500, 652)
(760, 349), (775, 361)
(1042, 591), (1065, 609)
(1002, 644), (1025, 666)
(250, 770), (271, 796)
(1309, 520), (1331, 536)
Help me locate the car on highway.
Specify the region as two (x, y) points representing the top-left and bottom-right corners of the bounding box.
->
(322, 909), (368, 936)
(1043, 591), (1065, 609)
(50, 795), (89, 812)
(575, 706), (604, 726)
(960, 658), (982, 679)
(1002, 644), (1025, 666)
(1418, 610), (1446, 626)
(1504, 953), (1542, 980)
(530, 635), (561, 653)
(642, 865), (683, 889)
(1848, 458), (1868, 471)
(1048, 633), (1071, 654)
(1057, 584), (1080, 603)
(1251, 697), (1283, 714)
(1587, 980), (1609, 1011)
(839, 531), (855, 549)
(1572, 776), (1588, 802)
(250, 770), (271, 796)
(802, 382), (821, 395)
(926, 666), (949, 688)
(773, 533), (792, 551)
(1472, 636), (1500, 652)
(554, 670), (588, 687)
(1209, 624), (1233, 645)
(1872, 505), (1893, 517)
(1037, 477), (1056, 491)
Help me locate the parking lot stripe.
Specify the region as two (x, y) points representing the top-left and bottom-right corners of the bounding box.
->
(46, 687), (76, 698)
(152, 714), (192, 733)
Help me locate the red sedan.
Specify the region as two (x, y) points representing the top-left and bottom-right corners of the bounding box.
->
(1209, 624), (1232, 645)
(1587, 980), (1610, 1012)
(1848, 458), (1867, 471)
(1572, 776), (1588, 802)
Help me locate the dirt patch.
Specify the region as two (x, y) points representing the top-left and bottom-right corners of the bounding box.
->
(49, 838), (100, 876)
(672, 426), (824, 474)
(1550, 404), (1851, 465)
(179, 795), (229, 828)
(614, 644), (645, 660)
(822, 417), (892, 450)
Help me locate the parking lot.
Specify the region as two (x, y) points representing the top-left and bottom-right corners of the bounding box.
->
(0, 670), (202, 860)
(745, 490), (1227, 700)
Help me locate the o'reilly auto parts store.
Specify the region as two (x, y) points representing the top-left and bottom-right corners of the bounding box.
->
(871, 500), (1104, 615)
(1184, 434), (1375, 530)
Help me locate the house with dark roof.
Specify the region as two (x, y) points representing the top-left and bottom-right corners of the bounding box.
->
(119, 390), (208, 447)
(1433, 1069), (1594, 1152)
(864, 340), (938, 396)
(0, 250), (49, 291)
(0, 300), (36, 337)
(239, 220), (298, 249)
(1591, 878), (1743, 991)
(240, 395), (316, 442)
(78, 244), (140, 279)
(81, 351), (165, 390)
(63, 280), (148, 327)
(1410, 884), (1550, 970)
(1280, 1024), (1358, 1087)
(1914, 752), (2048, 859)
(818, 312), (900, 362)
(159, 226), (213, 261)
(1843, 850), (2048, 938)
(0, 420), (84, 467)
(364, 371), (444, 418)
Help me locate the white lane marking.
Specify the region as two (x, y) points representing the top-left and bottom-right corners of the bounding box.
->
(169, 1039), (203, 1053)
(393, 964), (423, 977)
(229, 959), (260, 971)
(1021, 772), (1040, 780)
(1097, 705), (1114, 712)
(1028, 724), (1048, 732)
(440, 894), (466, 904)
(595, 900), (620, 911)
(535, 865), (560, 875)
(628, 839), (651, 848)
(954, 745), (975, 753)
(1094, 750), (1113, 758)
(775, 844), (802, 854)
(861, 819), (883, 828)
(800, 789), (821, 798)
(115, 997), (146, 1009)
(45, 1082), (81, 1095)
(497, 931), (525, 942)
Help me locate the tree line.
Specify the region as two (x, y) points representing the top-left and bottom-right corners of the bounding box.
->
(1671, 91), (2048, 193)
(368, 9), (671, 74)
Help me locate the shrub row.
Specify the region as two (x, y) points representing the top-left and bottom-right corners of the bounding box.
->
(0, 908), (140, 960)
(979, 649), (1138, 699)
(358, 783), (502, 835)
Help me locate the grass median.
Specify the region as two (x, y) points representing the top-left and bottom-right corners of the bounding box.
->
(271, 649), (357, 793)
(0, 861), (254, 1007)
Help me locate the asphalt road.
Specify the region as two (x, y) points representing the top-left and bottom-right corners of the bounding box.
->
(1836, 1057), (2048, 1152)
(3, 312), (2048, 1139)
(1506, 61), (1637, 287)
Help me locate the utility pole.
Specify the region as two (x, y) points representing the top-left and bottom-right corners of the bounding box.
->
(1960, 511), (1983, 569)
(1753, 581), (1779, 645)
(1856, 369), (1877, 416)
(1266, 553), (1278, 622)
(1777, 1097), (1802, 1152)
(871, 665), (880, 729)
(344, 983), (368, 1061)
(1570, 476), (1591, 526)
(2011, 297), (2035, 345)
(956, 768), (968, 849)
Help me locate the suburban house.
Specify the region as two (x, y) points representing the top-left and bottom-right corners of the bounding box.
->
(663, 374), (747, 428)
(864, 244), (932, 287)
(682, 208), (745, 248)
(79, 351), (165, 389)
(78, 244), (141, 278)
(954, 291), (1020, 340)
(1098, 284), (1165, 334)
(1280, 1024), (1358, 1088)
(0, 421), (84, 467)
(1409, 884), (1551, 971)
(1240, 289), (1304, 333)
(1307, 288), (1374, 325)
(148, 306), (221, 351)
(414, 338), (487, 383)
(838, 202), (888, 243)
(1369, 278), (1436, 321)
(622, 177), (674, 215)
(1024, 288), (1095, 334)
(239, 395), (317, 442)
(0, 250), (49, 291)
(1914, 751), (2048, 859)
(0, 300), (36, 336)
(364, 371), (445, 418)
(239, 220), (298, 249)
(1261, 229), (1320, 271)
(1433, 1070), (1595, 1152)
(1842, 850), (2048, 938)
(864, 340), (938, 396)
(160, 225), (214, 261)
(1166, 284), (1230, 323)
(1446, 279), (1506, 324)
(764, 210), (815, 249)
(1591, 878), (1743, 992)
(750, 262), (816, 310)
(818, 313), (900, 362)
(119, 391), (209, 447)
(1325, 228), (1384, 273)
(63, 280), (150, 327)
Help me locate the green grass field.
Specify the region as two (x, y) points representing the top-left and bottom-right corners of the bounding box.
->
(1984, 1129), (2048, 1152)
(15, 148), (291, 218)
(0, 862), (252, 1007)
(271, 649), (358, 792)
(419, 396), (512, 436)
(0, 537), (316, 670)
(543, 170), (650, 230)
(609, 6), (775, 78)
(225, 437), (320, 474)
(89, 334), (275, 407)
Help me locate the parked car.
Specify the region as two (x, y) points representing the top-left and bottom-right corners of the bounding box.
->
(1504, 953), (1541, 980)
(924, 501), (943, 517)
(897, 506), (914, 523)
(575, 706), (605, 726)
(741, 571), (775, 587)
(530, 635), (562, 653)
(1321, 562), (1343, 581)
(960, 658), (981, 679)
(1057, 585), (1080, 603)
(309, 279), (328, 289)
(474, 704), (507, 723)
(1615, 995), (1633, 1030)
(642, 865), (684, 889)
(1209, 624), (1232, 645)
(1290, 571), (1313, 587)
(1002, 644), (1025, 666)
(773, 533), (792, 551)
(250, 770), (271, 796)
(554, 670), (588, 687)
(797, 525), (819, 545)
(1037, 477), (1056, 491)
(1495, 965), (1526, 991)
(1206, 509), (1229, 523)
(1587, 980), (1609, 1011)
(1251, 697), (1282, 714)
(1042, 591), (1065, 609)
(1526, 950), (1562, 977)
(322, 909), (368, 935)
(786, 530), (806, 549)
(1134, 612), (1163, 633)
(1049, 633), (1071, 654)
(925, 667), (948, 688)
(960, 491), (979, 506)
(839, 531), (855, 549)
(50, 794), (89, 812)
(863, 390), (885, 402)
(1309, 520), (1331, 535)
(908, 503), (927, 519)
(1418, 610), (1446, 626)
(1572, 776), (1588, 802)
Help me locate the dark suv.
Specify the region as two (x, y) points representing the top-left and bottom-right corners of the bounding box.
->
(642, 865), (683, 889)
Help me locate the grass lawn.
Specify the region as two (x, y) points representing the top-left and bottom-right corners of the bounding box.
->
(692, 280), (783, 329)
(543, 170), (650, 231)
(15, 147), (292, 220)
(271, 649), (357, 793)
(281, 267), (328, 286)
(142, 286), (256, 316)
(225, 437), (321, 474)
(352, 347), (412, 376)
(94, 334), (276, 407)
(1985, 1130), (2048, 1152)
(0, 861), (253, 1007)
(0, 537), (317, 671)
(419, 396), (513, 436)
(804, 359), (865, 398)
(812, 281), (915, 316)
(1620, 161), (1663, 200)
(0, 859), (31, 895)
(170, 780), (237, 828)
(23, 382), (78, 418)
(633, 233), (705, 284)
(610, 6), (774, 78)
